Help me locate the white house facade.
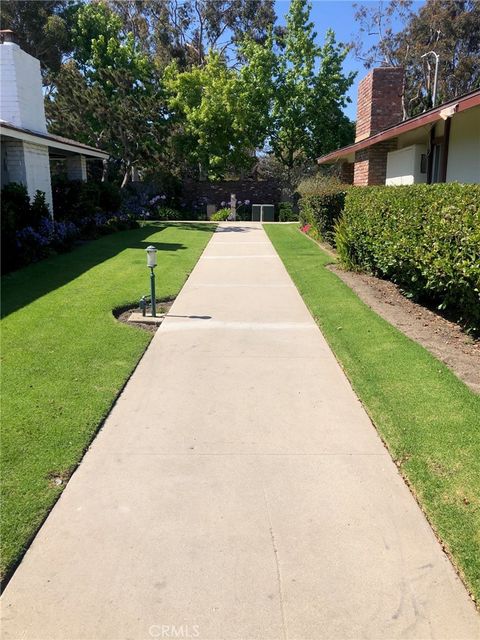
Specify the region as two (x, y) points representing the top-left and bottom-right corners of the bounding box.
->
(0, 30), (108, 210)
(317, 66), (480, 186)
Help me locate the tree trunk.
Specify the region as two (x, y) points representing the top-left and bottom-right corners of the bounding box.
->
(121, 164), (131, 189)
(101, 159), (108, 182)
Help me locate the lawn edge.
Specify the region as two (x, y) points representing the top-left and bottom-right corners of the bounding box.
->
(1, 222), (216, 589)
(265, 223), (479, 610)
(0, 332), (152, 591)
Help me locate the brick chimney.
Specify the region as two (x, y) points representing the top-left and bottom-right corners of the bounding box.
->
(355, 67), (404, 142)
(0, 29), (15, 44)
(352, 67), (404, 186)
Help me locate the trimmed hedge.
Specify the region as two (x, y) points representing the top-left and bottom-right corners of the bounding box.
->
(335, 184), (480, 330)
(298, 176), (348, 243)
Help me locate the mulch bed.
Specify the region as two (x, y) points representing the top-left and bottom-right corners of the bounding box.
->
(329, 264), (480, 394)
(114, 298), (175, 334)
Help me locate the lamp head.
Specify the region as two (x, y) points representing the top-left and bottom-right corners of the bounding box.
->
(146, 245), (157, 268)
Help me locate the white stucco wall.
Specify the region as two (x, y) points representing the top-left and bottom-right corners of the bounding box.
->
(385, 144), (427, 185)
(0, 42), (47, 133)
(66, 154), (87, 181)
(446, 107), (480, 184)
(1, 138), (26, 186)
(23, 142), (53, 210)
(1, 137), (53, 210)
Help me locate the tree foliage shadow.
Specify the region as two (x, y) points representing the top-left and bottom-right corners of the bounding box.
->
(1, 222), (215, 319)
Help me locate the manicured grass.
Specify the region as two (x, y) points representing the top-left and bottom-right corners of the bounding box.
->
(0, 222), (214, 581)
(265, 223), (480, 604)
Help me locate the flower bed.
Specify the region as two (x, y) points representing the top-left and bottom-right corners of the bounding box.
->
(13, 212), (138, 270)
(1, 183), (138, 273)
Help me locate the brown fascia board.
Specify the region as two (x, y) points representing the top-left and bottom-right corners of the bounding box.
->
(317, 90), (480, 164)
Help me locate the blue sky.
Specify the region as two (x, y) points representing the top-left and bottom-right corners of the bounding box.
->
(274, 1), (425, 120)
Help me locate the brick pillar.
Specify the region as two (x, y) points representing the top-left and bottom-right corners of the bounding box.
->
(353, 140), (398, 186)
(340, 162), (354, 184)
(66, 154), (87, 181)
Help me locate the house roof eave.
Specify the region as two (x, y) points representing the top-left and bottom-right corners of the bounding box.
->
(0, 121), (109, 159)
(317, 89), (480, 165)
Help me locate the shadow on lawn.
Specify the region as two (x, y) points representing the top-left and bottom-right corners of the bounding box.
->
(1, 222), (215, 319)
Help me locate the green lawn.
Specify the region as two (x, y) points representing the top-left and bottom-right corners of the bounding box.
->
(265, 223), (480, 605)
(0, 222), (214, 581)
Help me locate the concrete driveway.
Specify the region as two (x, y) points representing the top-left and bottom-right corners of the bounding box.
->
(1, 222), (478, 640)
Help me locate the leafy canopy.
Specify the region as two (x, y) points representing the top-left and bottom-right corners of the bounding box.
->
(47, 2), (167, 186)
(240, 0), (355, 170)
(353, 0), (480, 115)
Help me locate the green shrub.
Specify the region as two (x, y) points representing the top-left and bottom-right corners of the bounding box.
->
(151, 206), (182, 220)
(52, 177), (121, 220)
(298, 176), (348, 243)
(1, 183), (33, 231)
(30, 190), (50, 222)
(278, 202), (297, 222)
(336, 183), (480, 330)
(211, 208), (231, 221)
(1, 185), (50, 272)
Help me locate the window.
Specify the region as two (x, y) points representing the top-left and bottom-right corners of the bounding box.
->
(427, 139), (444, 184)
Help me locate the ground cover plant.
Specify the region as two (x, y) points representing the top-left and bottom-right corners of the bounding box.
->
(0, 222), (215, 582)
(265, 223), (480, 604)
(336, 183), (480, 332)
(211, 208), (231, 221)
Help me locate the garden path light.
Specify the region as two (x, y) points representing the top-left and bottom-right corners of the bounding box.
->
(146, 245), (157, 317)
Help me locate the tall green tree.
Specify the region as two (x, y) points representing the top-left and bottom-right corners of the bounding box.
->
(166, 0), (355, 181)
(240, 0), (355, 175)
(353, 0), (480, 115)
(165, 52), (261, 179)
(0, 0), (78, 75)
(105, 0), (276, 68)
(47, 2), (168, 186)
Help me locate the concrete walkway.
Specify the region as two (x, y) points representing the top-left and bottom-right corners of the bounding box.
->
(2, 223), (478, 640)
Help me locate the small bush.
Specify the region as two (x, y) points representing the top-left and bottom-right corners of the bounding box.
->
(1, 183), (34, 232)
(150, 206), (182, 221)
(211, 208), (231, 221)
(336, 183), (480, 330)
(298, 176), (348, 243)
(278, 202), (298, 222)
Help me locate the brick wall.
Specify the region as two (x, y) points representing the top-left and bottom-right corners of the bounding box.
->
(340, 162), (354, 185)
(355, 67), (404, 142)
(182, 178), (282, 209)
(353, 140), (398, 186)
